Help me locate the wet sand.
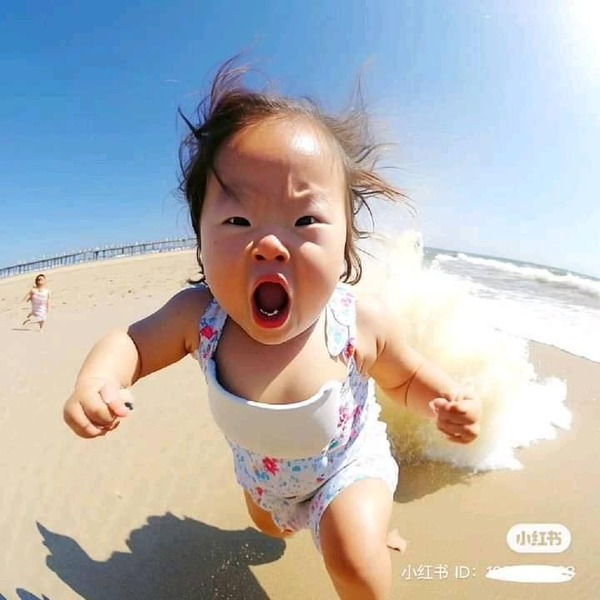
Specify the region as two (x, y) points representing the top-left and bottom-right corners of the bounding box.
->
(0, 250), (597, 599)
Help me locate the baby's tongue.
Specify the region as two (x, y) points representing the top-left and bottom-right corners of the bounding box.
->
(255, 282), (287, 312)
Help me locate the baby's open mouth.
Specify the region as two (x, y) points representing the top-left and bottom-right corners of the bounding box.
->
(252, 282), (290, 327)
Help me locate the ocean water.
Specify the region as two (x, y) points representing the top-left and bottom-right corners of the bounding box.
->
(426, 249), (600, 364)
(362, 232), (577, 471)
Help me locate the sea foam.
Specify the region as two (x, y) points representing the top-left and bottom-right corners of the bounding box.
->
(359, 232), (571, 472)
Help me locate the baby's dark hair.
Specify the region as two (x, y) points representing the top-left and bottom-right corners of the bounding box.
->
(178, 53), (411, 285)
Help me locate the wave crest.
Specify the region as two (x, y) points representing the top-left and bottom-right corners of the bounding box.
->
(434, 253), (600, 298)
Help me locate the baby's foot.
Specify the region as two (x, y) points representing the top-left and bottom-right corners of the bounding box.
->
(386, 529), (408, 553)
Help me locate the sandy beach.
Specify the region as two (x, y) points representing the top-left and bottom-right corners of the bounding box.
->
(0, 250), (597, 599)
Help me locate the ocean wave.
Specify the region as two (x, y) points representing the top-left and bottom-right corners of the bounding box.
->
(434, 253), (600, 298)
(367, 233), (572, 472)
(473, 294), (600, 363)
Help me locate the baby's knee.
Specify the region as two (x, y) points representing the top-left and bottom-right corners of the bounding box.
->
(323, 538), (388, 584)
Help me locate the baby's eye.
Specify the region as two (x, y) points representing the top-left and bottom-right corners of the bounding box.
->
(224, 217), (251, 226)
(295, 215), (318, 226)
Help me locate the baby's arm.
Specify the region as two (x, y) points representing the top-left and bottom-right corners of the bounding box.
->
(22, 289), (32, 302)
(63, 286), (209, 438)
(362, 299), (481, 444)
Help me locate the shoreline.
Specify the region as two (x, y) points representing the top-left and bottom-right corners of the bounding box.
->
(0, 248), (199, 288)
(2, 247), (596, 366)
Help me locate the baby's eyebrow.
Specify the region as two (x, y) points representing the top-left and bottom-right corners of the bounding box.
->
(297, 191), (331, 211)
(212, 168), (330, 208)
(211, 168), (245, 203)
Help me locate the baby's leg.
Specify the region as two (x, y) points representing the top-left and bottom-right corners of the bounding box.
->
(22, 313), (32, 325)
(243, 489), (293, 539)
(319, 478), (394, 600)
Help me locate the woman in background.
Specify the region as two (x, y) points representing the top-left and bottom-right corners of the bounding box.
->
(22, 273), (51, 331)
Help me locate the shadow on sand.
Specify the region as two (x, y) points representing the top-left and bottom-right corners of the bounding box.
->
(14, 591), (51, 600)
(393, 460), (485, 503)
(29, 513), (286, 600)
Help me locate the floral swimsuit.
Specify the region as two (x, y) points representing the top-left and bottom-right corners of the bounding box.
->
(194, 283), (399, 553)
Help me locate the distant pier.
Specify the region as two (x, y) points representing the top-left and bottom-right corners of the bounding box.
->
(0, 238), (196, 279)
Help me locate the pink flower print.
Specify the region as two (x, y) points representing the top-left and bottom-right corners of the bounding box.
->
(256, 486), (264, 497)
(200, 324), (216, 339)
(337, 404), (350, 429)
(340, 295), (352, 307)
(344, 340), (355, 359)
(262, 457), (279, 476)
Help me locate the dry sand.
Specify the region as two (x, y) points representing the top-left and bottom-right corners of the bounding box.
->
(0, 250), (598, 599)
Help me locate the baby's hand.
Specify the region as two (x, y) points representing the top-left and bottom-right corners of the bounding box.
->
(429, 390), (481, 444)
(63, 378), (134, 439)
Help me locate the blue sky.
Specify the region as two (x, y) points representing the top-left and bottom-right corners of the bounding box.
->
(1, 0), (599, 277)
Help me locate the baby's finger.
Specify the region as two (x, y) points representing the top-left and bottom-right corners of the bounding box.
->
(438, 420), (466, 436)
(431, 398), (449, 410)
(429, 398), (450, 414)
(444, 432), (471, 445)
(64, 402), (107, 439)
(439, 421), (479, 442)
(437, 408), (475, 426)
(100, 383), (131, 418)
(119, 387), (135, 413)
(452, 397), (482, 419)
(445, 400), (469, 414)
(80, 394), (116, 427)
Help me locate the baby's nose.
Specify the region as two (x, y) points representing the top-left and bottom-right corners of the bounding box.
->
(252, 234), (290, 262)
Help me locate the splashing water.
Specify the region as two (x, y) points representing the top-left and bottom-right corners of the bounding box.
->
(358, 232), (571, 472)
